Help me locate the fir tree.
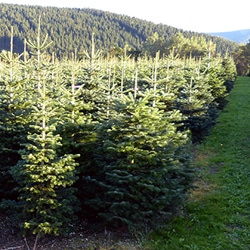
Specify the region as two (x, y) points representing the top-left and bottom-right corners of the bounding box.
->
(0, 28), (33, 200)
(10, 18), (79, 235)
(84, 91), (193, 233)
(176, 63), (215, 142)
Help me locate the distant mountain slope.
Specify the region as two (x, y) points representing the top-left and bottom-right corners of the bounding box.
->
(210, 29), (250, 44)
(0, 3), (238, 58)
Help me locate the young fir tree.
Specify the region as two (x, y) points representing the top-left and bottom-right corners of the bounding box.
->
(201, 56), (228, 110)
(84, 91), (193, 233)
(53, 58), (99, 213)
(10, 19), (79, 236)
(176, 63), (216, 142)
(0, 29), (33, 201)
(220, 55), (237, 93)
(78, 33), (106, 122)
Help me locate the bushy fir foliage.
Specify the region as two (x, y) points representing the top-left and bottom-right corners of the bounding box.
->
(0, 24), (237, 236)
(175, 64), (215, 143)
(83, 92), (193, 232)
(0, 32), (33, 200)
(220, 55), (237, 93)
(1, 22), (80, 236)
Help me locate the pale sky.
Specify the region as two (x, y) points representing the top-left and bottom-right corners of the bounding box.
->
(1, 0), (249, 33)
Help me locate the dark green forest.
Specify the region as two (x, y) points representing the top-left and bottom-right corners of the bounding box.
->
(0, 3), (238, 58)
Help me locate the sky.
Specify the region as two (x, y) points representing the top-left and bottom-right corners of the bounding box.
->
(1, 0), (249, 33)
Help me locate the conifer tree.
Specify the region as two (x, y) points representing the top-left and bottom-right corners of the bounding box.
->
(201, 57), (228, 109)
(84, 91), (193, 233)
(0, 28), (33, 200)
(54, 58), (99, 212)
(220, 55), (237, 93)
(176, 63), (215, 142)
(10, 18), (79, 235)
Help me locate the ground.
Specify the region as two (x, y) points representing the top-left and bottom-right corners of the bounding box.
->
(0, 214), (141, 250)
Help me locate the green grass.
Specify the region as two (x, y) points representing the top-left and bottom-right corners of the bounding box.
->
(145, 77), (250, 250)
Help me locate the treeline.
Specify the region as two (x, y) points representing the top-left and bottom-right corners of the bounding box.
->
(0, 24), (237, 237)
(0, 3), (238, 58)
(233, 40), (250, 75)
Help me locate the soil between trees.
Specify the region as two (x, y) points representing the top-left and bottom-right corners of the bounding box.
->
(0, 214), (141, 250)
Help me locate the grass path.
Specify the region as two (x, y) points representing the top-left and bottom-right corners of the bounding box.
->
(146, 76), (250, 250)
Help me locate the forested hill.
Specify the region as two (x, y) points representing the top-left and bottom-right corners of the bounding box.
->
(0, 3), (238, 58)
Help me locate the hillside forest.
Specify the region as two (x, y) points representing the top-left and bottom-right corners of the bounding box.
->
(0, 3), (239, 57)
(0, 2), (249, 241)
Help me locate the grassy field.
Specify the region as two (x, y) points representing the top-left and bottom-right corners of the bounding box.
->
(145, 76), (250, 250)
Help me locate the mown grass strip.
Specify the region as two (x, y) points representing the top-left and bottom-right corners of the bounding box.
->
(146, 76), (250, 250)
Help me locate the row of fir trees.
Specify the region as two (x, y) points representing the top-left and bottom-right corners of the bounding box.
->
(0, 26), (237, 237)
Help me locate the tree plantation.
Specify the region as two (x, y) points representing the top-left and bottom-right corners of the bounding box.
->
(0, 21), (237, 240)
